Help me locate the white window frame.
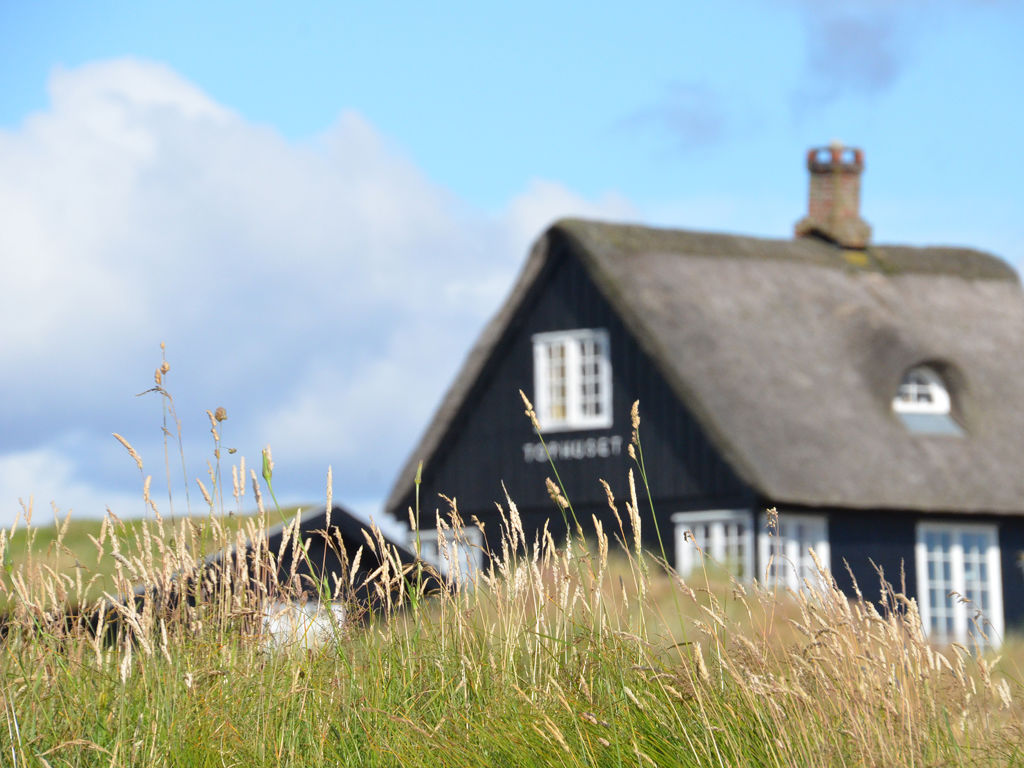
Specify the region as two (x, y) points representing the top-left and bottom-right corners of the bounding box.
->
(757, 512), (830, 591)
(410, 526), (484, 585)
(893, 366), (952, 415)
(672, 510), (754, 580)
(915, 522), (1003, 646)
(532, 328), (612, 432)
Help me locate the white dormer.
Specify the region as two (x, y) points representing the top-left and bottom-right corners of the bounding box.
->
(893, 365), (962, 435)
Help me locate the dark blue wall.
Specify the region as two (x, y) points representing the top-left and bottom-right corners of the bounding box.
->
(998, 517), (1024, 632)
(823, 508), (918, 605)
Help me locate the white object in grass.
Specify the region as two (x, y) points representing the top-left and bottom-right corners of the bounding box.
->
(262, 600), (346, 650)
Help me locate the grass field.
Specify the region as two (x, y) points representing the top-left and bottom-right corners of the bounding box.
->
(1, 386), (1021, 766)
(1, 474), (1022, 767)
(0, 504), (304, 609)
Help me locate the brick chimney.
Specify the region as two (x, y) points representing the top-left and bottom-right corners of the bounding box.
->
(794, 141), (871, 249)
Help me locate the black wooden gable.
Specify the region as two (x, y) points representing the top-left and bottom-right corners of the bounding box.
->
(390, 228), (752, 556)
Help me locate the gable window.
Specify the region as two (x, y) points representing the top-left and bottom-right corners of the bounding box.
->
(893, 366), (962, 435)
(411, 526), (485, 585)
(757, 512), (829, 591)
(915, 522), (1003, 646)
(532, 329), (612, 431)
(672, 510), (754, 579)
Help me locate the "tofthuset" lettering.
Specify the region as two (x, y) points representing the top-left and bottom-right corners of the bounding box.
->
(521, 435), (624, 463)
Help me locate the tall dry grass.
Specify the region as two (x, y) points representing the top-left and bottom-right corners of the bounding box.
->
(0, 360), (1020, 767)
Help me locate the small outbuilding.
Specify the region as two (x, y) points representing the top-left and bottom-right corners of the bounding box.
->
(254, 505), (425, 606)
(386, 143), (1024, 646)
(251, 505), (427, 644)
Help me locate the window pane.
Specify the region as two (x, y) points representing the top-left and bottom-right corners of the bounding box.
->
(533, 330), (611, 429)
(675, 512), (751, 578)
(545, 342), (567, 421)
(918, 524), (1000, 646)
(762, 514), (825, 591)
(893, 366), (953, 419)
(577, 336), (605, 418)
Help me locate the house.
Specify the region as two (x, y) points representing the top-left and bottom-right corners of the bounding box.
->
(385, 143), (1024, 646)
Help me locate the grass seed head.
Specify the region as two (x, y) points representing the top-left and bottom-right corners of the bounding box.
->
(519, 389), (540, 432)
(112, 433), (143, 472)
(545, 478), (569, 510)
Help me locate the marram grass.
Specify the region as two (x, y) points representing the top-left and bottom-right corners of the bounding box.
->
(0, 368), (1021, 766)
(0, 482), (1021, 767)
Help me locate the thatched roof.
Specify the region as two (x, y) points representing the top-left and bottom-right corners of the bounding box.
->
(388, 218), (1024, 515)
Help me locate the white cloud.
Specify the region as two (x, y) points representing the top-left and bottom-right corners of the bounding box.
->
(501, 179), (637, 252)
(0, 447), (142, 525)
(0, 58), (638, 528)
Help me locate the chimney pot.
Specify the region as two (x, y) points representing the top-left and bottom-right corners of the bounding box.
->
(795, 142), (871, 248)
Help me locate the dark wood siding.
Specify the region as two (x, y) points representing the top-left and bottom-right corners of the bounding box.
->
(827, 509), (917, 603)
(998, 518), (1024, 632)
(395, 234), (753, 560)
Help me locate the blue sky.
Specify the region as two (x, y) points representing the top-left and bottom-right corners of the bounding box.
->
(0, 1), (1021, 529)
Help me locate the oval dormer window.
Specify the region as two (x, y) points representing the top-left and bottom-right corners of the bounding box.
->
(892, 366), (962, 435)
